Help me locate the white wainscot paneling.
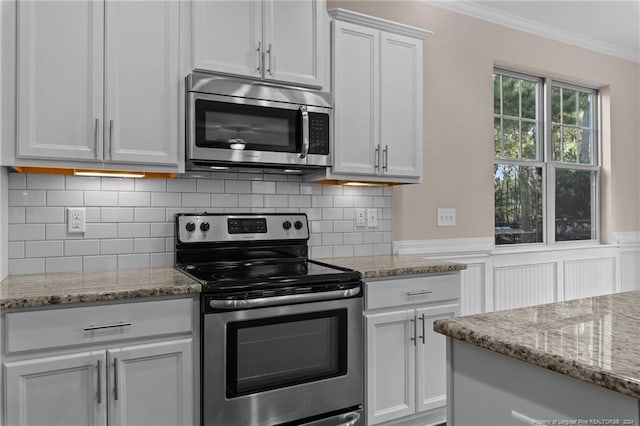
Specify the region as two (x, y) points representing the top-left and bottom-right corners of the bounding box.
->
(620, 250), (640, 292)
(459, 263), (485, 316)
(564, 257), (616, 301)
(493, 263), (556, 311)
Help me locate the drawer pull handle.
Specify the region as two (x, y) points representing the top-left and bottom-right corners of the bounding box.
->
(83, 322), (132, 331)
(419, 314), (426, 344)
(406, 290), (433, 296)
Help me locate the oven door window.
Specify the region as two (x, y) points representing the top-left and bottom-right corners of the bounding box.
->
(195, 99), (300, 153)
(226, 309), (348, 398)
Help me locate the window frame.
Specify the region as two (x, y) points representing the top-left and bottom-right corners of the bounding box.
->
(493, 68), (600, 247)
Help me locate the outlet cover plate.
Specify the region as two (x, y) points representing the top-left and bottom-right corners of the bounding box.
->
(437, 208), (456, 227)
(67, 207), (86, 233)
(366, 208), (378, 228)
(356, 209), (366, 227)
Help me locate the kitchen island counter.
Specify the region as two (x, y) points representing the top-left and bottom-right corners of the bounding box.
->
(0, 268), (200, 309)
(319, 254), (466, 279)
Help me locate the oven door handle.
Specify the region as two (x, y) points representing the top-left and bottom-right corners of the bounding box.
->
(208, 286), (361, 310)
(299, 105), (309, 159)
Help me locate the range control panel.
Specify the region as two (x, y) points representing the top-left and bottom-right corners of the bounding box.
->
(177, 214), (309, 243)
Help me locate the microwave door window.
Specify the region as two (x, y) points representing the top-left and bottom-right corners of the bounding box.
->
(195, 100), (299, 153)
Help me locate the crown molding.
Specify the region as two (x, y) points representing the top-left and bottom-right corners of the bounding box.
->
(328, 8), (433, 40)
(426, 1), (640, 63)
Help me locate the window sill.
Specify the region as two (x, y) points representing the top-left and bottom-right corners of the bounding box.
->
(491, 241), (616, 255)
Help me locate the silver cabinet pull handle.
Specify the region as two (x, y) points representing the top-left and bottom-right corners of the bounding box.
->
(113, 357), (119, 401)
(108, 120), (114, 159)
(383, 144), (389, 171)
(256, 41), (262, 75)
(94, 118), (100, 159)
(83, 322), (132, 331)
(420, 314), (426, 344)
(267, 43), (272, 76)
(406, 290), (433, 296)
(299, 105), (309, 159)
(374, 144), (380, 170)
(410, 316), (416, 346)
(96, 360), (102, 404)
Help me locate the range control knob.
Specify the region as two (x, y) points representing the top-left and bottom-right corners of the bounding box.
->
(200, 222), (210, 232)
(294, 221), (304, 230)
(185, 222), (196, 232)
(282, 220), (292, 230)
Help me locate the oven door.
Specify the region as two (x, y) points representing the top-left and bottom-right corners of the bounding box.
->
(187, 92), (330, 168)
(203, 296), (363, 426)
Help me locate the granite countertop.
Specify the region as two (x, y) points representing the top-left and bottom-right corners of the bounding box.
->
(434, 291), (640, 399)
(0, 268), (201, 309)
(320, 254), (466, 279)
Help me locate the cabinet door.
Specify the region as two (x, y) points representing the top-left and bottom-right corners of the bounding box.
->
(16, 0), (103, 161)
(264, 0), (327, 88)
(192, 0), (262, 78)
(4, 351), (107, 426)
(332, 21), (379, 176)
(380, 31), (423, 178)
(415, 303), (459, 414)
(108, 338), (193, 426)
(104, 0), (180, 166)
(366, 310), (415, 425)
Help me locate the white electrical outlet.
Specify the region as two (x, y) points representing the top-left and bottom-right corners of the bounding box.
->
(366, 208), (378, 228)
(437, 208), (456, 227)
(356, 209), (366, 227)
(67, 207), (86, 233)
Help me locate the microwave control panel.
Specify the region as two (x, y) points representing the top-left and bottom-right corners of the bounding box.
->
(308, 112), (330, 155)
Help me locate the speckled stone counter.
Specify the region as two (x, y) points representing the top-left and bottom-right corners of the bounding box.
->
(0, 268), (201, 309)
(434, 291), (640, 399)
(319, 255), (466, 279)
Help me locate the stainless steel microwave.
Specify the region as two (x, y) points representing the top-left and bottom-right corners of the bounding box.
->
(186, 72), (332, 171)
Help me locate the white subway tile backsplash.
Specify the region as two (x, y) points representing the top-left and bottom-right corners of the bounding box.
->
(134, 238), (165, 253)
(64, 240), (100, 256)
(118, 254), (150, 270)
(101, 239), (134, 255)
(65, 176), (101, 190)
(46, 257), (82, 273)
(8, 207), (25, 224)
(9, 224), (45, 241)
(27, 174), (65, 190)
(134, 208), (166, 222)
(7, 173), (393, 275)
(25, 241), (63, 258)
(101, 178), (134, 191)
(83, 255), (118, 271)
(9, 189), (46, 206)
(9, 258), (44, 274)
(118, 223), (150, 238)
(46, 190), (83, 206)
(101, 207), (134, 223)
(85, 191), (118, 206)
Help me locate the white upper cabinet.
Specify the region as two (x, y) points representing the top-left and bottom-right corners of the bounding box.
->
(193, 0), (329, 89)
(12, 0), (183, 171)
(104, 0), (180, 166)
(312, 9), (430, 184)
(16, 0), (104, 161)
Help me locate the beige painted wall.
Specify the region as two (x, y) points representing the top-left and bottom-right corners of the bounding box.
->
(328, 0), (640, 243)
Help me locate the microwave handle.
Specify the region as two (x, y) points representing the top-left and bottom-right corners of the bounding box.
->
(299, 105), (309, 159)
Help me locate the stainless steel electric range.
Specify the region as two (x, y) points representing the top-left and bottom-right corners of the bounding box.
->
(175, 213), (363, 426)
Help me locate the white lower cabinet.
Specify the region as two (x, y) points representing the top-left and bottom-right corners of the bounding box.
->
(2, 297), (197, 426)
(364, 274), (460, 425)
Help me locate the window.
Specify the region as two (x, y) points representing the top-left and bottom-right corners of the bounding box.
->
(493, 69), (598, 246)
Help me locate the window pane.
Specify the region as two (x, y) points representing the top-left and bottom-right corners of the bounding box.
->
(521, 80), (536, 119)
(555, 169), (595, 241)
(562, 127), (579, 163)
(578, 92), (592, 127)
(502, 76), (520, 117)
(502, 119), (520, 158)
(493, 74), (501, 114)
(521, 121), (536, 159)
(562, 88), (578, 125)
(494, 117), (502, 156)
(551, 87), (562, 123)
(578, 129), (592, 164)
(495, 164), (543, 245)
(552, 124), (562, 161)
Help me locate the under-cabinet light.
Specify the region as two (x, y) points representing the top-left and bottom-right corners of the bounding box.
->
(74, 170), (145, 178)
(12, 166), (175, 179)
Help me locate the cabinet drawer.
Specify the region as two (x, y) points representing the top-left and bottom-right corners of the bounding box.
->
(5, 297), (193, 354)
(365, 274), (459, 310)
